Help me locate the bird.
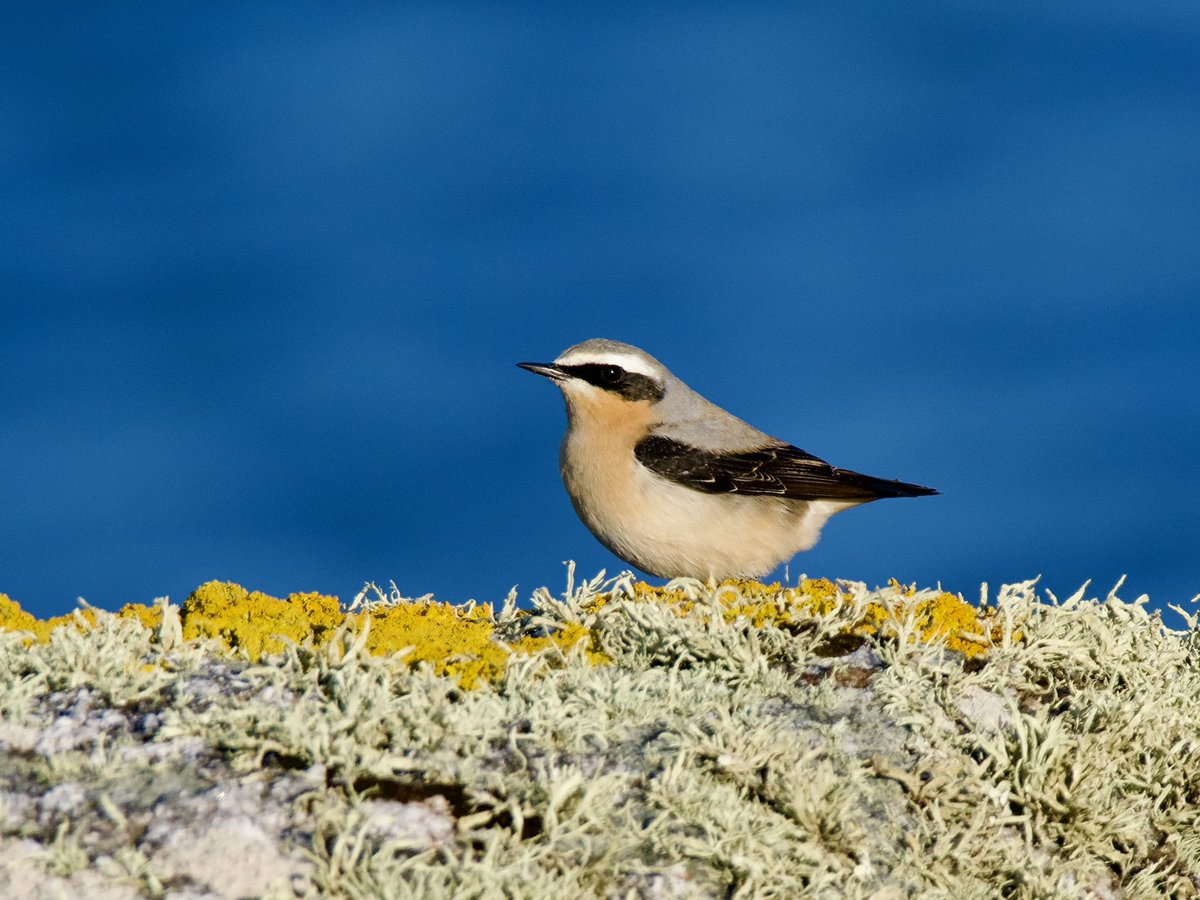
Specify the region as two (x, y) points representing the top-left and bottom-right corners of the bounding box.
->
(518, 338), (937, 580)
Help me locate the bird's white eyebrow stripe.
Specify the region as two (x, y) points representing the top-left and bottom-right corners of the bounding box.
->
(552, 350), (659, 380)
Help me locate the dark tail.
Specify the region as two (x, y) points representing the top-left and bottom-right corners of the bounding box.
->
(833, 468), (939, 500)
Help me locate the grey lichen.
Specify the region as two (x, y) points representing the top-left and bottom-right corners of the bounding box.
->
(0, 575), (1198, 898)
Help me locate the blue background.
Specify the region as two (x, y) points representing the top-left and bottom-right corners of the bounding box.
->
(3, 4), (1198, 620)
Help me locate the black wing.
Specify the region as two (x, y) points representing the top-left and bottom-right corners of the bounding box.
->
(634, 435), (938, 502)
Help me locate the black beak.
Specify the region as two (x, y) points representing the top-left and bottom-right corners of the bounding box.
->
(517, 361), (566, 381)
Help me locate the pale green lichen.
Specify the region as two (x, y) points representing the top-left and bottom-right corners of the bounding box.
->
(0, 573), (1198, 897)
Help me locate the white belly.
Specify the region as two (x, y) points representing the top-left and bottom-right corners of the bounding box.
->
(561, 432), (855, 579)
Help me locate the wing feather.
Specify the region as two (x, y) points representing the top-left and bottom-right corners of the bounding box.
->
(634, 435), (937, 501)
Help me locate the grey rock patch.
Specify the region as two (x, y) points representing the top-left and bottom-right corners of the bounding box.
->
(956, 684), (1015, 734)
(149, 814), (303, 898)
(0, 836), (140, 900)
(359, 795), (455, 847)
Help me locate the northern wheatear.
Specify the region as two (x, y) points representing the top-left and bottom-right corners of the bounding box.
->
(518, 338), (936, 580)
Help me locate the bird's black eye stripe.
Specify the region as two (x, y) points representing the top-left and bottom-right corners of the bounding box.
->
(557, 363), (665, 402)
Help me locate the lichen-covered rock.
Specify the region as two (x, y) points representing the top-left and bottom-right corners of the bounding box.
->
(0, 574), (1197, 897)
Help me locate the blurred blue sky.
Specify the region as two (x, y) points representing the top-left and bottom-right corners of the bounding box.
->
(2, 3), (1198, 620)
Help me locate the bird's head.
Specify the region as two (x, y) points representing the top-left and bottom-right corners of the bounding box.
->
(518, 339), (670, 427)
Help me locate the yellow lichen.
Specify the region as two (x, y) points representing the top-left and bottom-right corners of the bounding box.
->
(623, 577), (846, 628)
(173, 582), (606, 687)
(0, 594), (105, 643)
(512, 621), (611, 667)
(850, 590), (998, 656)
(116, 602), (163, 632)
(0, 593), (50, 642)
(356, 602), (607, 688)
(181, 581), (344, 661)
(622, 578), (998, 658)
(355, 600), (510, 688)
